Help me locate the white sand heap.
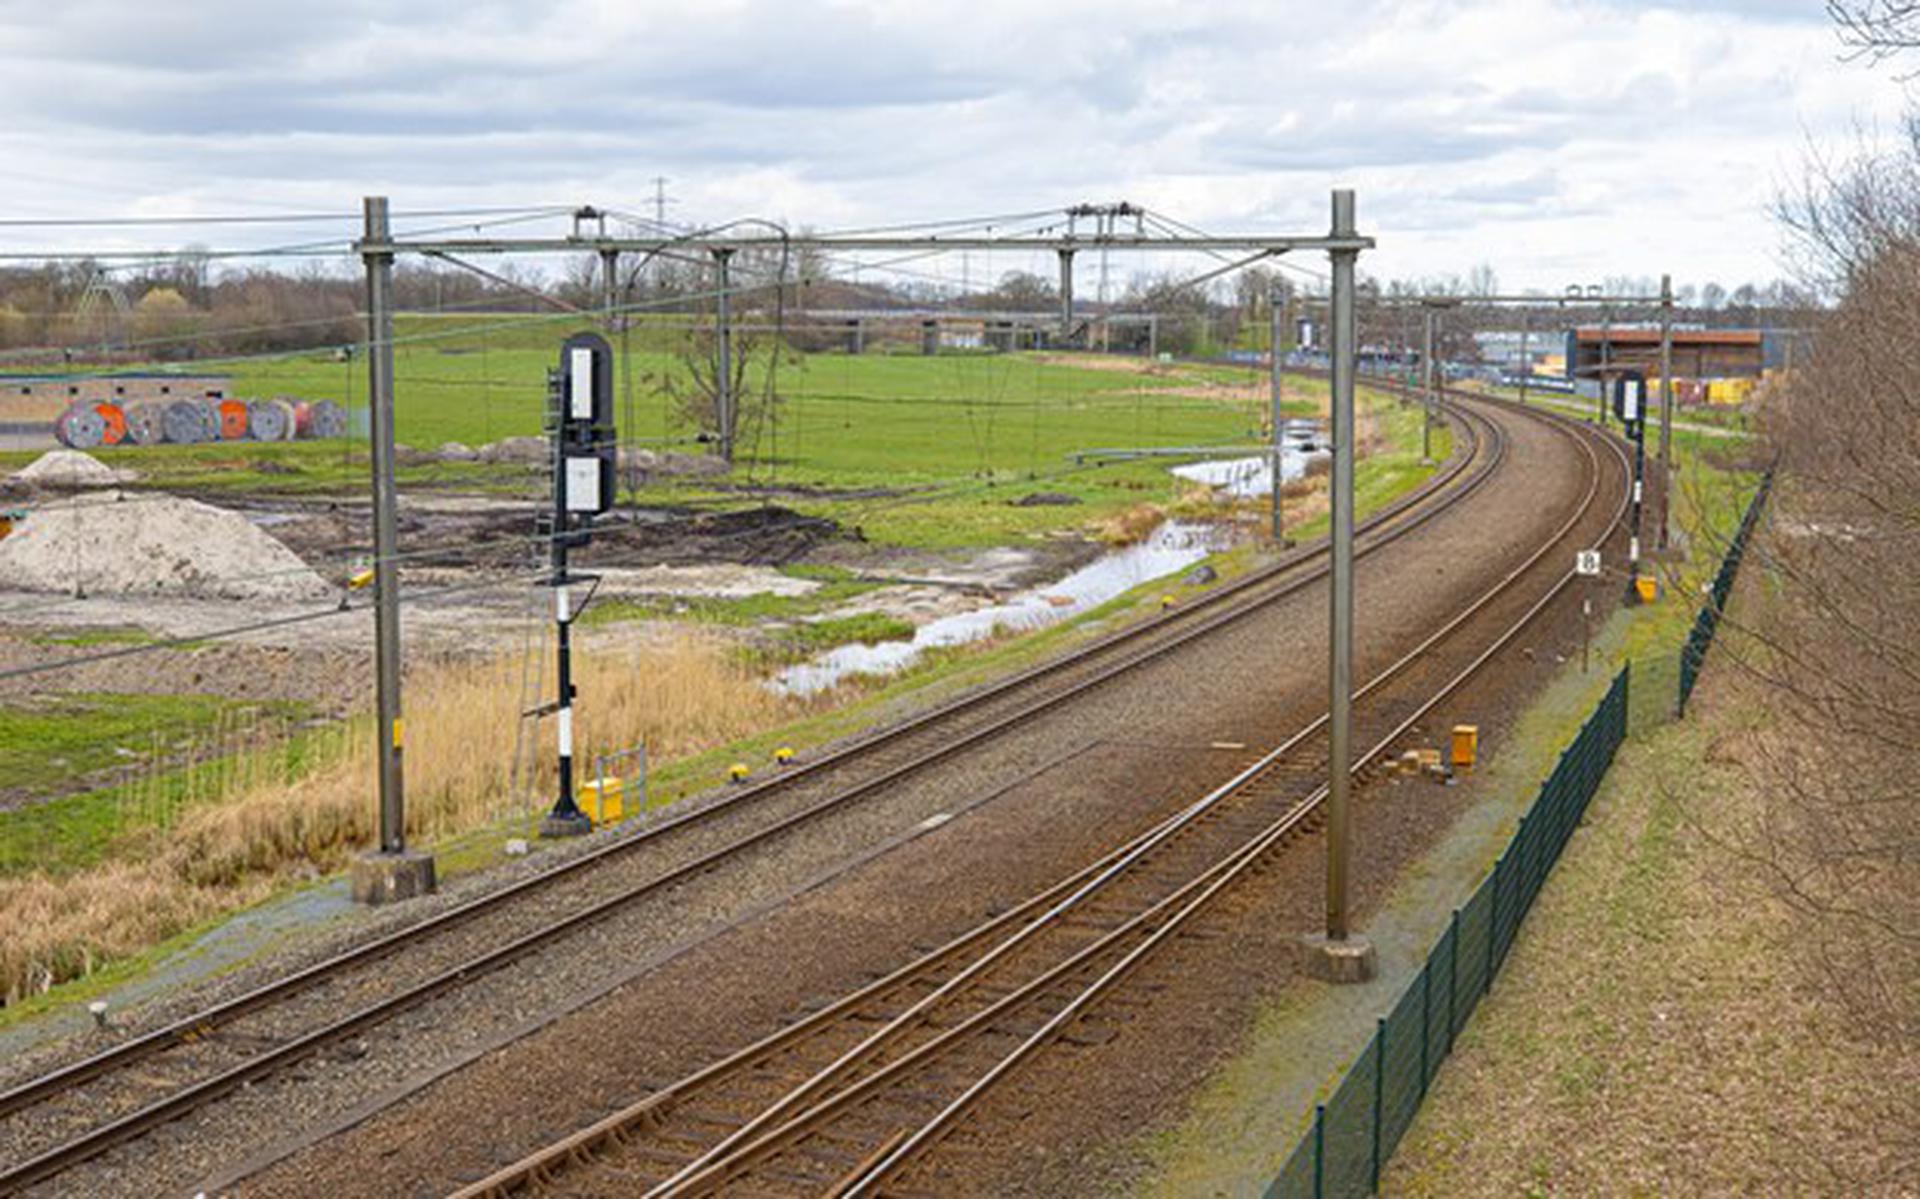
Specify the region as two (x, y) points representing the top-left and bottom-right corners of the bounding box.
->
(10, 449), (133, 487)
(0, 491), (336, 602)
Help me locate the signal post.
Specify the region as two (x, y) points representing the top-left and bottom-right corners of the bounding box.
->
(541, 334), (618, 837)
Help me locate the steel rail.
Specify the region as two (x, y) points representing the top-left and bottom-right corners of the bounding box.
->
(0, 402), (1497, 1194)
(841, 399), (1632, 1197)
(657, 396), (1622, 1198)
(0, 401), (1479, 1115)
(447, 396), (1627, 1198)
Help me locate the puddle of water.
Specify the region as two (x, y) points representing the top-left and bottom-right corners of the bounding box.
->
(773, 520), (1230, 696)
(1170, 421), (1326, 499)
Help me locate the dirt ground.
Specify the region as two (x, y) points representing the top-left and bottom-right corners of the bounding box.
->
(0, 473), (1137, 823)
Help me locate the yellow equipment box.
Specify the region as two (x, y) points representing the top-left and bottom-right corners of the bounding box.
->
(580, 777), (624, 826)
(1635, 575), (1659, 604)
(1451, 725), (1479, 771)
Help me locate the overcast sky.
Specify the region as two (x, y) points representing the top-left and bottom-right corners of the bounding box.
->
(0, 0), (1906, 294)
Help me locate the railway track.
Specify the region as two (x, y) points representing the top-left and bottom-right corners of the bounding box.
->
(0, 398), (1507, 1195)
(446, 395), (1630, 1198)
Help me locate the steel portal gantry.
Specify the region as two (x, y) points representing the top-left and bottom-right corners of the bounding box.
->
(351, 195), (1379, 943)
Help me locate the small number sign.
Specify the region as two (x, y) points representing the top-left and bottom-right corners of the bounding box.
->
(1576, 550), (1602, 577)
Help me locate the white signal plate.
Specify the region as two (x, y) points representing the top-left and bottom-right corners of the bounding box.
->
(565, 455), (601, 512)
(569, 347), (595, 420)
(1576, 549), (1602, 576)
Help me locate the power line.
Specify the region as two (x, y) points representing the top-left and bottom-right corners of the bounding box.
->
(0, 207), (578, 267)
(0, 206), (577, 230)
(806, 209), (1065, 238)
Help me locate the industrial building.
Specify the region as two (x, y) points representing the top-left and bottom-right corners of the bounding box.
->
(1564, 327), (1768, 380)
(1562, 326), (1793, 405)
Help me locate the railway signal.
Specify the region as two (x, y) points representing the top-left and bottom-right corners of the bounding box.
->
(1614, 370), (1650, 603)
(540, 332), (617, 838)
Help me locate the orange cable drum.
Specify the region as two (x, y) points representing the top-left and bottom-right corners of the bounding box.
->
(92, 402), (128, 446)
(216, 399), (251, 440)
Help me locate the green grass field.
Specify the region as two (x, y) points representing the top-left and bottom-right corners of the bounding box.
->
(0, 694), (311, 875)
(4, 322), (1377, 547)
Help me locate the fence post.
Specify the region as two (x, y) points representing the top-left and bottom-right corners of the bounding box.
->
(1486, 854), (1501, 992)
(1516, 814), (1532, 923)
(1448, 908), (1459, 1051)
(1313, 1103), (1326, 1199)
(1371, 1018), (1386, 1189)
(1419, 957), (1431, 1098)
(1620, 666), (1631, 748)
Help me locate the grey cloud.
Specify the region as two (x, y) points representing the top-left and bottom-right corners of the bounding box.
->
(0, 0), (1876, 290)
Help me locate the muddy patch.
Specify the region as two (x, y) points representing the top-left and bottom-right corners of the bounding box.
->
(256, 498), (848, 578)
(592, 564), (820, 601)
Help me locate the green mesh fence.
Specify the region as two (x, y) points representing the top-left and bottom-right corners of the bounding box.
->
(1267, 666), (1630, 1198)
(1678, 469), (1773, 715)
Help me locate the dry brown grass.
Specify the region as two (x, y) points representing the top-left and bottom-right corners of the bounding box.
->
(1095, 501), (1171, 546)
(0, 632), (794, 1005)
(0, 863), (242, 1007)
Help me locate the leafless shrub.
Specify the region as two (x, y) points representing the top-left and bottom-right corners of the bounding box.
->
(1708, 127), (1920, 1174)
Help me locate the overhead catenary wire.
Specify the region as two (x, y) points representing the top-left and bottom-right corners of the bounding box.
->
(1142, 208), (1333, 288)
(0, 201), (1349, 660)
(0, 206), (580, 230)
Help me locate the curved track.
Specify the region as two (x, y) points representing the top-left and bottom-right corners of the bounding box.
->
(446, 395), (1631, 1197)
(0, 398), (1510, 1195)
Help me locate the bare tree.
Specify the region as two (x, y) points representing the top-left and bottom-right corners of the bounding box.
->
(1691, 124), (1920, 1187)
(1831, 1), (1920, 68)
(646, 252), (796, 474)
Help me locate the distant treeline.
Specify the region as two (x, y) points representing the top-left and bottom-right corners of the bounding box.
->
(0, 249), (1810, 365)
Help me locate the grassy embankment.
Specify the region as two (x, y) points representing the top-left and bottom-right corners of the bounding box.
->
(0, 345), (1433, 1015)
(1367, 421), (1776, 1190)
(1381, 507), (1914, 1194)
(1372, 411), (1904, 1195)
(1380, 675), (1914, 1196)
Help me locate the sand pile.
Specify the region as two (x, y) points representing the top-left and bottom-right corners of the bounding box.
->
(0, 492), (337, 602)
(10, 449), (133, 487)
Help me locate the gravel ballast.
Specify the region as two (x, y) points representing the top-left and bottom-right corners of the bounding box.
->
(8, 398), (1614, 1198)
